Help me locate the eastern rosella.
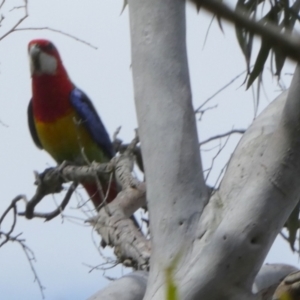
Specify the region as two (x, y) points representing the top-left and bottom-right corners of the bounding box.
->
(27, 39), (118, 209)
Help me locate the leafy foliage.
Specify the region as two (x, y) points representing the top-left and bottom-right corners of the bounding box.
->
(191, 0), (300, 87)
(231, 0), (300, 253)
(190, 0), (300, 254)
(235, 0), (300, 88)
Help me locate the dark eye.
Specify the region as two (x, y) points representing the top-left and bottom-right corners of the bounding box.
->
(46, 43), (55, 51)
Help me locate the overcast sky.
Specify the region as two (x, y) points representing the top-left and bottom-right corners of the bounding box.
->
(0, 0), (298, 299)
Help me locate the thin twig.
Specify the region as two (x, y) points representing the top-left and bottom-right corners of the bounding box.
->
(0, 195), (45, 298)
(9, 5), (25, 11)
(201, 144), (223, 152)
(0, 0), (5, 10)
(199, 129), (246, 146)
(0, 195), (25, 225)
(0, 0), (97, 49)
(205, 134), (231, 182)
(196, 104), (218, 121)
(14, 27), (97, 49)
(202, 15), (215, 49)
(195, 70), (248, 113)
(20, 242), (45, 298)
(0, 119), (8, 127)
(214, 160), (230, 189)
(84, 261), (119, 272)
(0, 0), (28, 41)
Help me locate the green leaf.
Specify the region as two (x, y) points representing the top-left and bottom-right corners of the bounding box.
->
(215, 0), (224, 32)
(120, 0), (127, 15)
(165, 252), (182, 300)
(216, 15), (224, 33)
(246, 40), (271, 89)
(274, 0), (300, 77)
(190, 0), (201, 12)
(235, 0), (257, 74)
(246, 4), (281, 88)
(274, 48), (286, 77)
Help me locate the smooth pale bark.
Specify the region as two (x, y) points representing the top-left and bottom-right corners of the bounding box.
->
(253, 264), (298, 294)
(86, 271), (148, 300)
(128, 0), (208, 299)
(86, 263), (298, 300)
(178, 67), (300, 300)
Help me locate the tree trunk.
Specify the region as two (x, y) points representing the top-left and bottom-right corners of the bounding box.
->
(90, 1), (300, 299)
(128, 0), (208, 299)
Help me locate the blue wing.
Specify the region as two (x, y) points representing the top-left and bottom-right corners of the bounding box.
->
(70, 88), (115, 159)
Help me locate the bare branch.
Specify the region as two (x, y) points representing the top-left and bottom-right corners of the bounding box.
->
(196, 104), (218, 121)
(0, 195), (26, 247)
(14, 27), (98, 49)
(19, 242), (45, 299)
(9, 131), (149, 268)
(0, 1), (97, 49)
(213, 159), (229, 189)
(0, 195), (45, 298)
(112, 127), (144, 173)
(87, 147), (149, 270)
(195, 69), (248, 113)
(115, 131), (141, 189)
(19, 183), (78, 221)
(0, 0), (28, 41)
(17, 160), (114, 220)
(0, 119), (8, 127)
(204, 134), (231, 182)
(0, 0), (5, 10)
(88, 183), (149, 270)
(199, 129), (246, 146)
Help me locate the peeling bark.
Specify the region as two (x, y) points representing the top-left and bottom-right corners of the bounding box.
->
(88, 184), (150, 270)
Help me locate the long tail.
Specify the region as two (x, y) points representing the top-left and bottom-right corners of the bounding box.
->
(83, 180), (140, 228)
(83, 179), (119, 210)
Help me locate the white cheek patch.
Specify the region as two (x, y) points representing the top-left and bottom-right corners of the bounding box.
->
(30, 51), (57, 76)
(38, 52), (57, 75)
(29, 57), (36, 76)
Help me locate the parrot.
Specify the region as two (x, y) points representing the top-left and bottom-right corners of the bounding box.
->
(27, 39), (118, 209)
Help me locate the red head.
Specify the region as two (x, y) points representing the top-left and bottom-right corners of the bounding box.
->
(29, 39), (74, 122)
(28, 39), (67, 77)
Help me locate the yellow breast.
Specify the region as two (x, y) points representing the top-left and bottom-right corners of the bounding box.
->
(35, 111), (106, 164)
